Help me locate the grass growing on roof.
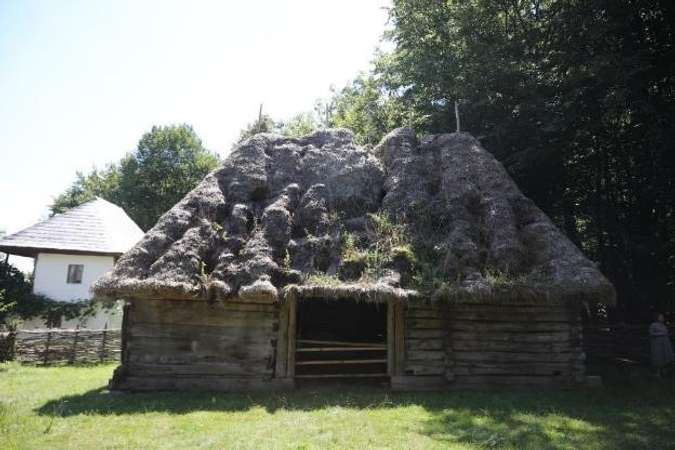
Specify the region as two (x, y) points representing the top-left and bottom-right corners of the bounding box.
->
(1, 362), (675, 449)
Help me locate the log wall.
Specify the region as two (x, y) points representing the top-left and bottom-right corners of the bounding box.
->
(402, 301), (585, 388)
(113, 299), (290, 391)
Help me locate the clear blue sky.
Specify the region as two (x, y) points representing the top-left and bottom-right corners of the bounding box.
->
(0, 0), (389, 250)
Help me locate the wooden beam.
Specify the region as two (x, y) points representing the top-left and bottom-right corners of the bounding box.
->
(295, 359), (387, 365)
(295, 373), (388, 379)
(298, 347), (387, 352)
(394, 302), (405, 376)
(387, 301), (395, 376)
(287, 297), (297, 377)
(275, 302), (289, 378)
(297, 339), (384, 348)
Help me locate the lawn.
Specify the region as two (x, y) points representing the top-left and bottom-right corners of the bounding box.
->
(1, 363), (674, 449)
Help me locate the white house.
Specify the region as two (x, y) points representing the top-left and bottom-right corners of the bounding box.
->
(0, 198), (143, 329)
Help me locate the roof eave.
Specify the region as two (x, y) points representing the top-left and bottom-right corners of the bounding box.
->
(0, 244), (123, 258)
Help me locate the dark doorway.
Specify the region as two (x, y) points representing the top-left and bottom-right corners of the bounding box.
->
(294, 298), (388, 380)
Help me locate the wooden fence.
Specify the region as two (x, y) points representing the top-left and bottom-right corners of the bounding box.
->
(14, 329), (121, 364)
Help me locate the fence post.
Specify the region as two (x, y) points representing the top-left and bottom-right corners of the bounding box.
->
(100, 323), (108, 363)
(43, 331), (51, 365)
(69, 326), (79, 364)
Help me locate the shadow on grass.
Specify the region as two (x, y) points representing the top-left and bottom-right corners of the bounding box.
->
(35, 376), (675, 450)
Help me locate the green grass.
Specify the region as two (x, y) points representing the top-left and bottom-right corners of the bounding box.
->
(1, 362), (674, 449)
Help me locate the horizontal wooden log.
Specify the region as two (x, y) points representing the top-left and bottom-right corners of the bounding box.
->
(449, 310), (571, 323)
(450, 331), (573, 342)
(450, 305), (572, 314)
(406, 309), (445, 319)
(406, 350), (445, 361)
(406, 339), (444, 351)
(127, 338), (273, 360)
(452, 375), (574, 387)
(407, 318), (446, 329)
(407, 329), (446, 339)
(453, 362), (575, 376)
(113, 375), (292, 392)
(131, 300), (277, 328)
(404, 363), (445, 376)
(453, 351), (581, 363)
(452, 340), (574, 353)
(129, 323), (274, 343)
(451, 322), (572, 332)
(127, 361), (272, 376)
(295, 359), (387, 365)
(391, 375), (448, 391)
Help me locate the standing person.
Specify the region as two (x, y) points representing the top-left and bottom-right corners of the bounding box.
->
(650, 312), (674, 377)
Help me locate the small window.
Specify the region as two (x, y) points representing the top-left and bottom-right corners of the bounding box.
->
(66, 264), (84, 284)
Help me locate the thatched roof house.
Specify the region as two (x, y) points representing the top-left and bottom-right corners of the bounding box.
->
(95, 128), (614, 391)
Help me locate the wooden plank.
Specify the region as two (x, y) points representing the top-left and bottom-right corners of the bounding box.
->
(407, 329), (446, 339)
(114, 375), (293, 392)
(394, 302), (405, 376)
(404, 364), (444, 375)
(452, 375), (572, 387)
(127, 337), (273, 357)
(406, 308), (444, 319)
(407, 318), (445, 329)
(295, 359), (387, 365)
(452, 340), (573, 353)
(454, 362), (573, 376)
(275, 300), (289, 378)
(406, 350), (445, 362)
(450, 305), (570, 314)
(387, 301), (395, 376)
(451, 322), (571, 332)
(129, 323), (274, 342)
(391, 376), (448, 391)
(128, 361), (272, 376)
(132, 300), (276, 328)
(287, 298), (296, 377)
(298, 346), (388, 352)
(295, 373), (388, 379)
(449, 311), (571, 323)
(450, 331), (574, 342)
(453, 351), (580, 363)
(406, 339), (444, 351)
(297, 339), (384, 348)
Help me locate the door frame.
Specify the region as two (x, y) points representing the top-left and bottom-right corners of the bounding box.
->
(275, 297), (405, 380)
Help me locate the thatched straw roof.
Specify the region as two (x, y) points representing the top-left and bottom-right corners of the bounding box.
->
(93, 128), (615, 305)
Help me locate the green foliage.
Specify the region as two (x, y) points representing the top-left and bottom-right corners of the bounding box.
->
(237, 113), (278, 142)
(277, 112), (319, 138)
(238, 111), (321, 142)
(0, 261), (100, 329)
(339, 213), (415, 282)
(327, 74), (423, 145)
(305, 273), (342, 287)
(51, 124), (220, 231)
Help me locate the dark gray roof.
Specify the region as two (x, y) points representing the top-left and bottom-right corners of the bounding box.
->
(0, 198), (144, 257)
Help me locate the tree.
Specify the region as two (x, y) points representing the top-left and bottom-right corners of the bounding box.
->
(51, 124), (220, 231)
(238, 108), (322, 142)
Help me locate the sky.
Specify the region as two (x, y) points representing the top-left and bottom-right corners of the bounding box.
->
(0, 0), (390, 271)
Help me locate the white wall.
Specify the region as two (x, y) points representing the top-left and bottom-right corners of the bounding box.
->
(33, 253), (115, 302)
(22, 253), (122, 330)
